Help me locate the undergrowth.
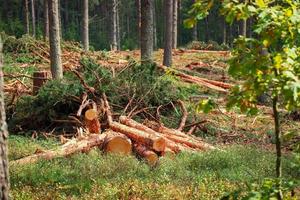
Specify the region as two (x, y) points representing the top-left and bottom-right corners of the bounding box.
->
(9, 136), (300, 200)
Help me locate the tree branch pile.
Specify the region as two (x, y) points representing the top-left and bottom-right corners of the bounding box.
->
(11, 95), (216, 167)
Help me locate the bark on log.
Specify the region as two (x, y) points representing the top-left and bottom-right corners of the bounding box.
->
(177, 100), (187, 131)
(134, 143), (158, 166)
(85, 109), (101, 134)
(119, 116), (193, 153)
(11, 134), (107, 165)
(110, 121), (166, 152)
(103, 130), (132, 155)
(33, 71), (49, 95)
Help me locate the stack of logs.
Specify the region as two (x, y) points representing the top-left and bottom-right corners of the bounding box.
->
(11, 95), (216, 167)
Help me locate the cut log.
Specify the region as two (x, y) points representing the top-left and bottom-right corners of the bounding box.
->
(110, 121), (166, 152)
(10, 134), (107, 165)
(119, 116), (181, 153)
(103, 130), (132, 155)
(85, 109), (101, 134)
(161, 148), (176, 158)
(133, 144), (159, 166)
(33, 71), (49, 95)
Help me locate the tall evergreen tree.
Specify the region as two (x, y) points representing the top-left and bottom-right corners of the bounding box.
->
(163, 0), (172, 67)
(141, 0), (154, 63)
(82, 0), (89, 51)
(0, 35), (9, 200)
(48, 0), (63, 79)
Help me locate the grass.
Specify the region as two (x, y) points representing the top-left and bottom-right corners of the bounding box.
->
(8, 135), (300, 200)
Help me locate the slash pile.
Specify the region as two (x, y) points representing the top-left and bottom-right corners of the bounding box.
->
(11, 95), (216, 167)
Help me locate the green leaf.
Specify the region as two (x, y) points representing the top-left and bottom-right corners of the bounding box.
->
(255, 0), (266, 8)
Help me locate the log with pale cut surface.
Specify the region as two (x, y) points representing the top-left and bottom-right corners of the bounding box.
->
(85, 109), (101, 134)
(110, 121), (166, 152)
(103, 130), (132, 155)
(134, 144), (159, 166)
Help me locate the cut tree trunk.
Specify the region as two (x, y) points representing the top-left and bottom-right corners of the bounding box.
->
(33, 71), (49, 95)
(134, 143), (158, 166)
(103, 130), (132, 155)
(109, 121), (166, 152)
(119, 116), (194, 153)
(85, 108), (101, 134)
(11, 134), (108, 165)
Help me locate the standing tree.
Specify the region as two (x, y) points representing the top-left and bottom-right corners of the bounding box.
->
(136, 0), (141, 48)
(140, 0), (154, 63)
(172, 0), (178, 48)
(24, 0), (30, 35)
(44, 0), (49, 40)
(0, 35), (10, 200)
(110, 0), (118, 51)
(31, 0), (36, 37)
(48, 0), (63, 79)
(82, 0), (89, 51)
(163, 0), (173, 67)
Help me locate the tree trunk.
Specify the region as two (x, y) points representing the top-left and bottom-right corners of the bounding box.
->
(272, 96), (283, 200)
(31, 0), (36, 38)
(172, 0), (178, 48)
(140, 0), (154, 63)
(110, 0), (118, 51)
(110, 121), (166, 152)
(43, 0), (49, 40)
(116, 3), (120, 50)
(103, 130), (132, 155)
(222, 18), (226, 44)
(24, 0), (30, 35)
(241, 19), (247, 37)
(11, 134), (108, 165)
(133, 144), (158, 166)
(153, 1), (157, 50)
(0, 36), (9, 200)
(136, 0), (141, 48)
(163, 0), (173, 67)
(48, 0), (63, 79)
(192, 23), (197, 41)
(82, 0), (89, 51)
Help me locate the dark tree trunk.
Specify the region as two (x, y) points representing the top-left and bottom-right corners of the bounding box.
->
(116, 3), (120, 50)
(82, 0), (89, 51)
(241, 19), (247, 37)
(222, 18), (227, 44)
(163, 0), (172, 67)
(192, 23), (197, 41)
(110, 0), (118, 51)
(44, 0), (49, 40)
(48, 0), (63, 79)
(24, 0), (30, 34)
(272, 96), (283, 200)
(0, 35), (9, 200)
(31, 0), (36, 37)
(140, 0), (154, 63)
(153, 1), (157, 50)
(136, 0), (141, 48)
(172, 0), (178, 48)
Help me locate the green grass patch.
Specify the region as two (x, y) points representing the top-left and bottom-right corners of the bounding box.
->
(9, 136), (299, 199)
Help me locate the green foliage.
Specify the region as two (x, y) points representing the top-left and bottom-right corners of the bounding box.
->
(222, 178), (298, 200)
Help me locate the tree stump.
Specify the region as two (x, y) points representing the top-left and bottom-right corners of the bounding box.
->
(33, 71), (49, 95)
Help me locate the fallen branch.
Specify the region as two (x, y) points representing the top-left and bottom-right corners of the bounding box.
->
(177, 100), (188, 131)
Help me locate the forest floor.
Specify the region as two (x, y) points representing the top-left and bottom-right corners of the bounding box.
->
(3, 37), (300, 199)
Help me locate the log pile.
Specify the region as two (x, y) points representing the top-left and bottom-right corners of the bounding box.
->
(11, 95), (216, 167)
